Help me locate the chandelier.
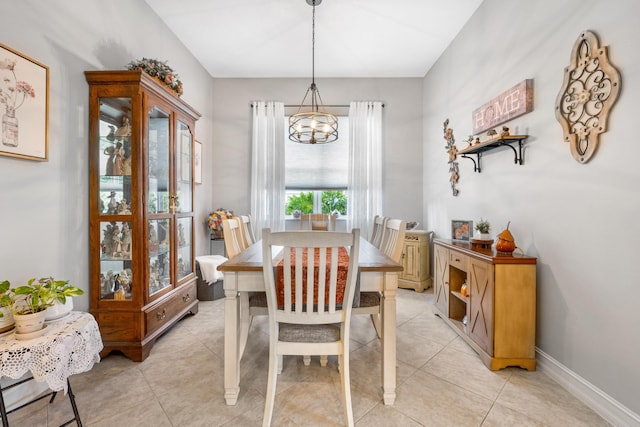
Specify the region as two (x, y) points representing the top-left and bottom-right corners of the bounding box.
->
(289, 0), (338, 144)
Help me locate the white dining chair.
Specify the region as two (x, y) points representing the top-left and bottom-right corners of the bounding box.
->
(221, 218), (246, 258)
(261, 228), (360, 427)
(369, 215), (388, 248)
(379, 218), (406, 263)
(354, 218), (406, 338)
(222, 218), (268, 357)
(237, 214), (256, 248)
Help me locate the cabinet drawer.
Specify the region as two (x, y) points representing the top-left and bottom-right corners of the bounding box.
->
(145, 282), (197, 335)
(449, 251), (468, 272)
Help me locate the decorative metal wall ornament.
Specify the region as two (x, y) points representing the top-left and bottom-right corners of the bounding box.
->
(443, 119), (459, 196)
(555, 30), (621, 163)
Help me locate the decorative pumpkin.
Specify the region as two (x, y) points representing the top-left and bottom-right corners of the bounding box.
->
(496, 221), (516, 254)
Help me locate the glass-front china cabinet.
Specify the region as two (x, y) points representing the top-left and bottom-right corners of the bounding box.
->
(85, 70), (200, 361)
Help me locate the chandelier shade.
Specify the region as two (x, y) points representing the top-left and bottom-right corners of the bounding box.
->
(288, 0), (338, 144)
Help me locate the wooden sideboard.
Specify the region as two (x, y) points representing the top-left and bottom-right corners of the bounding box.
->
(433, 239), (537, 371)
(398, 230), (432, 292)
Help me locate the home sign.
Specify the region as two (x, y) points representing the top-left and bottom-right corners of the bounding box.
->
(472, 79), (533, 134)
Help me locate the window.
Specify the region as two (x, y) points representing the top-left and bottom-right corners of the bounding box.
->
(285, 117), (349, 215)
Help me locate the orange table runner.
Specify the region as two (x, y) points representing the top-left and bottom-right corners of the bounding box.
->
(276, 247), (349, 307)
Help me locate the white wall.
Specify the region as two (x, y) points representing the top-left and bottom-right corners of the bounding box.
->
(209, 77), (424, 226)
(5, 0), (636, 420)
(423, 0), (640, 418)
(0, 0), (215, 311)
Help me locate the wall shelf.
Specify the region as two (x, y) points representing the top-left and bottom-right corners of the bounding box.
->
(458, 135), (528, 172)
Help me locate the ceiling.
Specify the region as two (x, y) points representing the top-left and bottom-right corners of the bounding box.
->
(144, 0), (484, 78)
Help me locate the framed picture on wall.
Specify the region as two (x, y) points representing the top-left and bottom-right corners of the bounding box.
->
(194, 140), (202, 184)
(0, 43), (49, 161)
(451, 220), (473, 241)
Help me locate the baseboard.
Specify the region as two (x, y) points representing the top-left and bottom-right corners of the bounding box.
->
(536, 348), (640, 427)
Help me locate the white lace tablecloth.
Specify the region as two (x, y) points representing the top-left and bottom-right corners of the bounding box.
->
(0, 311), (103, 392)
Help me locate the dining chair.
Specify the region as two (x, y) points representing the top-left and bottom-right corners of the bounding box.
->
(222, 218), (268, 356)
(299, 213), (336, 231)
(261, 228), (360, 427)
(369, 215), (388, 249)
(237, 214), (256, 248)
(354, 218), (406, 338)
(221, 218), (246, 258)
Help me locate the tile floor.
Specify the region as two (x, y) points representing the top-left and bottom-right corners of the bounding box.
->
(8, 289), (610, 426)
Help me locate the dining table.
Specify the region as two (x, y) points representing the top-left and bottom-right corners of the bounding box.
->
(217, 236), (403, 406)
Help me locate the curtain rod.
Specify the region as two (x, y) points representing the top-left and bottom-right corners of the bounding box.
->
(250, 103), (385, 108)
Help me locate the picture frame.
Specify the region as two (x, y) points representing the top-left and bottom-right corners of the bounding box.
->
(194, 140), (202, 184)
(451, 220), (473, 241)
(0, 43), (49, 161)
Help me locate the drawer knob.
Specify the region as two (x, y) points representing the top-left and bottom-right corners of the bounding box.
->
(455, 258), (460, 262)
(183, 293), (191, 302)
(156, 309), (166, 320)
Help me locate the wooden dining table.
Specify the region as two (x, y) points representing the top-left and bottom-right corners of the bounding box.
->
(217, 236), (403, 406)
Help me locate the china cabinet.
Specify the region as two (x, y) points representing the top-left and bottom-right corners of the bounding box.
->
(86, 70), (200, 361)
(398, 230), (432, 292)
(433, 239), (537, 371)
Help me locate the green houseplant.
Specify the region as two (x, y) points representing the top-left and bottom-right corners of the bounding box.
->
(475, 218), (491, 239)
(42, 277), (84, 321)
(0, 280), (15, 333)
(1, 277), (84, 333)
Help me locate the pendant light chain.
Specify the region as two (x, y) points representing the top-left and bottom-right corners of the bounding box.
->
(311, 2), (315, 87)
(288, 0), (338, 144)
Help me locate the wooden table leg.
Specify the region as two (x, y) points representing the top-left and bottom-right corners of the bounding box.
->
(381, 272), (397, 405)
(224, 273), (241, 405)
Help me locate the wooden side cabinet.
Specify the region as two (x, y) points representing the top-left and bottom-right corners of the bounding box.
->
(86, 70), (201, 362)
(432, 239), (537, 371)
(433, 242), (449, 316)
(398, 230), (433, 292)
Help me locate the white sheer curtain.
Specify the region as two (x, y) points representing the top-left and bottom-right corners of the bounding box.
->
(251, 101), (285, 239)
(347, 101), (383, 239)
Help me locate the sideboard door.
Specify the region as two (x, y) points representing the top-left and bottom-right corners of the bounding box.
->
(468, 258), (494, 356)
(433, 244), (449, 316)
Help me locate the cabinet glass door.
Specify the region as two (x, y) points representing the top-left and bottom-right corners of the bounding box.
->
(97, 97), (133, 301)
(148, 218), (171, 295)
(175, 120), (192, 213)
(147, 106), (172, 297)
(98, 97), (133, 216)
(99, 220), (133, 300)
(148, 108), (170, 215)
(175, 119), (194, 282)
(177, 217), (193, 280)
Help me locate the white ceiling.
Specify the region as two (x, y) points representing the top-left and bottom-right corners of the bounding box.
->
(144, 0), (484, 78)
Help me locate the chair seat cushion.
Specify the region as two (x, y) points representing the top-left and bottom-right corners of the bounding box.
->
(279, 323), (340, 343)
(359, 291), (381, 308)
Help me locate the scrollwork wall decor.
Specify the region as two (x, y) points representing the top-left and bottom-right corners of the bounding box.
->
(443, 118), (459, 196)
(555, 30), (621, 163)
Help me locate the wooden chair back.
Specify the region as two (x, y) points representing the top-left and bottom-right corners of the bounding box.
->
(379, 218), (406, 263)
(299, 213), (336, 231)
(369, 215), (388, 249)
(222, 218), (246, 259)
(237, 214), (256, 248)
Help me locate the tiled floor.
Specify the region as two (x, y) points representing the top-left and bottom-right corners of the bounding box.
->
(8, 289), (609, 426)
